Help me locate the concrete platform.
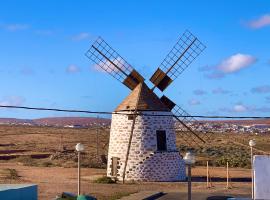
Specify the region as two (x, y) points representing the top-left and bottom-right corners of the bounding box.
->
(0, 184), (37, 200)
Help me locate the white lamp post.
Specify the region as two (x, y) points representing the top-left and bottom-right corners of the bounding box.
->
(184, 151), (196, 200)
(249, 139), (256, 200)
(75, 143), (84, 196)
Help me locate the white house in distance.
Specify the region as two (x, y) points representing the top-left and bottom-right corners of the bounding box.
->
(107, 83), (186, 181)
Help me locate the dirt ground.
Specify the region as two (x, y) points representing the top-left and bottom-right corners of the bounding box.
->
(0, 125), (258, 199)
(0, 162), (252, 200)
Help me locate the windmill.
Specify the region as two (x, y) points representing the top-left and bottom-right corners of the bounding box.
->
(86, 30), (209, 182)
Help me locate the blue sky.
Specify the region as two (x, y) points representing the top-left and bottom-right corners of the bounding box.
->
(0, 0), (269, 119)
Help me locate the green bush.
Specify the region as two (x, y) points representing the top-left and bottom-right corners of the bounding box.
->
(40, 161), (54, 167)
(94, 176), (116, 184)
(14, 156), (37, 166)
(179, 144), (251, 168)
(3, 168), (19, 180)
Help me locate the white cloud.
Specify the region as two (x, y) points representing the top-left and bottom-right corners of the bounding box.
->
(72, 32), (91, 41)
(193, 89), (207, 95)
(205, 72), (225, 79)
(233, 104), (248, 112)
(188, 99), (201, 106)
(198, 65), (215, 72)
(247, 14), (270, 29)
(220, 103), (270, 114)
(20, 67), (34, 76)
(0, 96), (25, 107)
(204, 53), (257, 79)
(254, 106), (270, 113)
(35, 30), (54, 36)
(218, 54), (256, 73)
(92, 57), (126, 74)
(66, 65), (80, 74)
(219, 103), (250, 113)
(4, 24), (29, 31)
(251, 85), (270, 94)
(212, 87), (231, 94)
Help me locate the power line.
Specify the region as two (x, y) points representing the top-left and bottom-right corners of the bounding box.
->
(0, 105), (270, 119)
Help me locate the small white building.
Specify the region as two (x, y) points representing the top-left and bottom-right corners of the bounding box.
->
(107, 83), (185, 181)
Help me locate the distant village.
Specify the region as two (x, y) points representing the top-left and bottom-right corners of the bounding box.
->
(177, 121), (270, 134)
(0, 118), (269, 134)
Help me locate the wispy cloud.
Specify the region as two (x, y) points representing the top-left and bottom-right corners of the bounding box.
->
(198, 65), (214, 72)
(66, 65), (80, 74)
(219, 103), (249, 113)
(193, 89), (207, 95)
(220, 103), (270, 113)
(254, 106), (270, 113)
(233, 104), (248, 112)
(247, 14), (270, 29)
(218, 54), (256, 73)
(188, 99), (201, 106)
(72, 32), (91, 41)
(81, 95), (92, 99)
(251, 85), (270, 94)
(3, 24), (29, 31)
(20, 67), (34, 76)
(205, 72), (225, 79)
(92, 57), (125, 73)
(212, 87), (231, 94)
(204, 53), (257, 79)
(35, 30), (54, 36)
(0, 96), (25, 106)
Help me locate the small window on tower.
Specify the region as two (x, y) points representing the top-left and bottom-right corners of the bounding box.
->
(156, 130), (167, 151)
(128, 115), (135, 120)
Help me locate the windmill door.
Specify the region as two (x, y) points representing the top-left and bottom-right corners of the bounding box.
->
(156, 130), (167, 151)
(111, 157), (119, 177)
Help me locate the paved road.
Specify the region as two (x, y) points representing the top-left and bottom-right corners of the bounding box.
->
(157, 192), (208, 200)
(121, 191), (220, 200)
(120, 190), (250, 200)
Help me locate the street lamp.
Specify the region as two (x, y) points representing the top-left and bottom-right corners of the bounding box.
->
(184, 151), (196, 200)
(249, 139), (256, 200)
(75, 143), (84, 196)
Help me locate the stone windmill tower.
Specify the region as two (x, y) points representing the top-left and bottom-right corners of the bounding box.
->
(86, 30), (208, 182)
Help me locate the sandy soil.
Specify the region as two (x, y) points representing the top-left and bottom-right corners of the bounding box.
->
(0, 125), (258, 199)
(0, 162), (252, 200)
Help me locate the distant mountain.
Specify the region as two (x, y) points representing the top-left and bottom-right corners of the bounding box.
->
(34, 117), (111, 127)
(0, 117), (111, 127)
(0, 117), (269, 127)
(0, 118), (33, 124)
(203, 119), (270, 125)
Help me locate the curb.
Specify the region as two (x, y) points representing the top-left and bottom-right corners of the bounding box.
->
(143, 192), (165, 200)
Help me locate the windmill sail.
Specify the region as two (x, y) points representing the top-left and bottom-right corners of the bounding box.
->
(150, 30), (206, 91)
(173, 104), (213, 145)
(86, 37), (144, 90)
(160, 95), (211, 145)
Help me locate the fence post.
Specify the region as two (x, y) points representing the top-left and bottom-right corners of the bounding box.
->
(226, 162), (229, 189)
(226, 161), (232, 189)
(206, 161), (211, 188)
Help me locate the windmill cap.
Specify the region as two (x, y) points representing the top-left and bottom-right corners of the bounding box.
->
(115, 83), (170, 112)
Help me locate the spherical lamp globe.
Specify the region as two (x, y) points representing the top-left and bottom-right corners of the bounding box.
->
(184, 151), (196, 165)
(249, 140), (256, 147)
(75, 143), (85, 152)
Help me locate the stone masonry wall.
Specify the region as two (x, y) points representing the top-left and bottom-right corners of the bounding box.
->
(107, 111), (186, 181)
